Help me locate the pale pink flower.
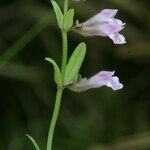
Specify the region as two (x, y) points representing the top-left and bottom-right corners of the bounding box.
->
(69, 71), (123, 92)
(76, 9), (126, 44)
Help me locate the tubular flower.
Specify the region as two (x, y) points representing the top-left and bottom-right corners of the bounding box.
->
(69, 71), (123, 92)
(75, 9), (126, 44)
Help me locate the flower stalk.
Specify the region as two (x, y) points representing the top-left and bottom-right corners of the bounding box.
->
(46, 87), (63, 150)
(46, 0), (69, 150)
(61, 30), (68, 79)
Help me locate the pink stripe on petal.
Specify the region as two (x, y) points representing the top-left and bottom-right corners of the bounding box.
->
(100, 9), (118, 18)
(96, 71), (115, 79)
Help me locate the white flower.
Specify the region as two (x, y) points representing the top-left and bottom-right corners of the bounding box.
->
(69, 71), (123, 92)
(76, 9), (126, 44)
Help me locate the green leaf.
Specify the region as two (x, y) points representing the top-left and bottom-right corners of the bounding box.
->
(51, 0), (63, 29)
(45, 57), (62, 87)
(26, 134), (40, 150)
(64, 9), (74, 30)
(63, 42), (86, 85)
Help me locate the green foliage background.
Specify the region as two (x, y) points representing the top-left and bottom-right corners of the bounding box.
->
(0, 0), (150, 149)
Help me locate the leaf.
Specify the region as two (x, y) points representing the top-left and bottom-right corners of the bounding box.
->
(63, 42), (86, 85)
(51, 0), (63, 29)
(64, 9), (74, 30)
(45, 57), (62, 87)
(26, 134), (40, 150)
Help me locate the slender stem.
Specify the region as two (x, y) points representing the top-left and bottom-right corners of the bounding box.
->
(61, 0), (69, 78)
(46, 87), (63, 150)
(61, 30), (68, 79)
(46, 0), (70, 150)
(63, 0), (69, 14)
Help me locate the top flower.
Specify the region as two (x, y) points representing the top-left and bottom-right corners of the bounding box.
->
(76, 9), (126, 44)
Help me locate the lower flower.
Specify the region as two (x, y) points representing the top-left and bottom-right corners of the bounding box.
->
(69, 71), (123, 92)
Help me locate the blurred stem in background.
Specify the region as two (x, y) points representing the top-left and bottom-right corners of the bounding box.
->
(0, 15), (50, 68)
(46, 0), (69, 150)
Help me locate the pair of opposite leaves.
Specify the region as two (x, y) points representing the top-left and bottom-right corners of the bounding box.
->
(46, 42), (86, 87)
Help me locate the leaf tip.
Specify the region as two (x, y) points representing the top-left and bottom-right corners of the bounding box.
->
(80, 42), (86, 47)
(45, 57), (49, 61)
(26, 134), (30, 138)
(26, 134), (40, 150)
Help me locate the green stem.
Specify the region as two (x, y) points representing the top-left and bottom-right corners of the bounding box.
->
(61, 30), (68, 79)
(63, 0), (69, 14)
(46, 0), (69, 150)
(61, 0), (69, 78)
(46, 87), (63, 150)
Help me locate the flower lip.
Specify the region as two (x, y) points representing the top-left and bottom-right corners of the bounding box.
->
(108, 33), (126, 44)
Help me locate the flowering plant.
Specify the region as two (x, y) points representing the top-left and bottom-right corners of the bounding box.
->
(26, 0), (125, 150)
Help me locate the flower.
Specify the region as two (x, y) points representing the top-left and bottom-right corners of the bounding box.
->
(69, 71), (123, 92)
(75, 9), (126, 44)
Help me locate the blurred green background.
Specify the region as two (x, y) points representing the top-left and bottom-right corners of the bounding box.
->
(0, 0), (150, 149)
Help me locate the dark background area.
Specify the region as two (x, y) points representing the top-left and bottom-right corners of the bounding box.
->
(0, 0), (150, 149)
